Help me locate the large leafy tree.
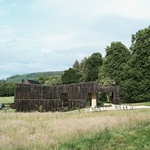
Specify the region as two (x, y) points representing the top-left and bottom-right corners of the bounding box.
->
(38, 76), (49, 84)
(98, 42), (130, 103)
(0, 80), (14, 96)
(124, 26), (150, 102)
(61, 68), (81, 84)
(83, 52), (103, 82)
(99, 42), (130, 85)
(38, 76), (62, 85)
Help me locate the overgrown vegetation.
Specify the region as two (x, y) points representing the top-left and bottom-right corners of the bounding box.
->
(62, 26), (150, 103)
(0, 80), (14, 96)
(0, 109), (150, 149)
(59, 121), (150, 150)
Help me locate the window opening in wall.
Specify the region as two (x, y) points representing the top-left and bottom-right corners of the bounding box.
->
(98, 92), (113, 107)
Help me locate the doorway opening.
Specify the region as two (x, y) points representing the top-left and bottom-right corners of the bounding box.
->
(61, 93), (68, 108)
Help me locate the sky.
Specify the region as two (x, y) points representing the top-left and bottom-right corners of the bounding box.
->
(0, 0), (150, 79)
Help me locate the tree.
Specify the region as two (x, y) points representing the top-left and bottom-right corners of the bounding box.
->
(98, 64), (116, 86)
(0, 80), (14, 96)
(98, 42), (130, 103)
(80, 57), (87, 73)
(99, 41), (130, 85)
(98, 65), (115, 103)
(61, 68), (81, 84)
(83, 52), (103, 82)
(38, 76), (49, 84)
(6, 82), (15, 96)
(72, 60), (80, 71)
(124, 26), (150, 102)
(45, 76), (62, 86)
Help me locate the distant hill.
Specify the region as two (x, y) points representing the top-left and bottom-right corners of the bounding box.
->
(6, 71), (64, 83)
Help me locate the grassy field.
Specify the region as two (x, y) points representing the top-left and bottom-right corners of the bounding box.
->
(0, 109), (150, 150)
(125, 101), (150, 106)
(0, 97), (150, 149)
(0, 96), (14, 103)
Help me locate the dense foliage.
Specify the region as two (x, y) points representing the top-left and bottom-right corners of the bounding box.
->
(61, 53), (103, 84)
(98, 42), (130, 85)
(38, 75), (62, 85)
(122, 26), (150, 102)
(61, 68), (82, 84)
(83, 52), (103, 82)
(0, 80), (14, 96)
(62, 26), (150, 103)
(98, 26), (150, 103)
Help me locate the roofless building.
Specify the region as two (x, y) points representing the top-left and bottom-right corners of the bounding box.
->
(14, 81), (120, 112)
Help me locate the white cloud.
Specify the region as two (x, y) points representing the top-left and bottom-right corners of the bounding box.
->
(105, 0), (150, 20)
(37, 30), (99, 50)
(7, 29), (100, 53)
(29, 0), (150, 20)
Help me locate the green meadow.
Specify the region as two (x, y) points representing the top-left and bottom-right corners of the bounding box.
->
(0, 96), (14, 104)
(0, 101), (150, 150)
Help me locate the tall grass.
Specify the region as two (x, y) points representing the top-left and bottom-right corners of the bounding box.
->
(59, 121), (150, 150)
(0, 109), (150, 150)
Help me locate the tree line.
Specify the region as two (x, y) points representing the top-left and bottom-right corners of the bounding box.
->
(0, 80), (15, 96)
(6, 71), (63, 83)
(1, 26), (150, 103)
(61, 26), (150, 103)
(0, 72), (63, 97)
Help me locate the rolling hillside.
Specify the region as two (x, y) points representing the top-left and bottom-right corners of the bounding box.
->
(6, 71), (64, 83)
